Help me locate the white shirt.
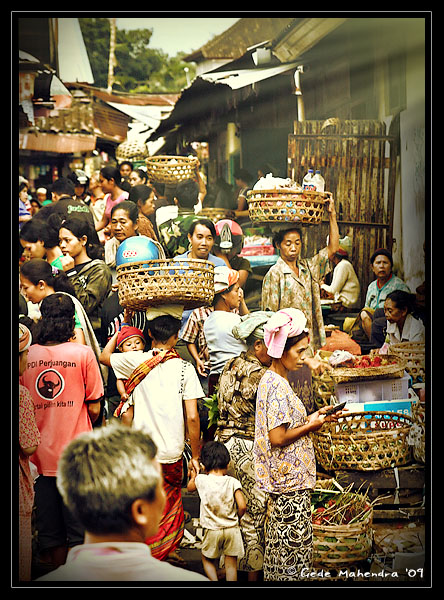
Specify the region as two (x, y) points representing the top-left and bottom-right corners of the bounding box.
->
(195, 474), (242, 530)
(37, 542), (208, 582)
(155, 201), (202, 230)
(386, 313), (425, 345)
(203, 311), (248, 375)
(321, 259), (361, 308)
(110, 351), (204, 463)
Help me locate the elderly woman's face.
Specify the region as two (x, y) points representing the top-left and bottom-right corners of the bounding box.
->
(384, 297), (407, 324)
(110, 208), (138, 241)
(278, 230), (302, 263)
(372, 254), (392, 279)
(222, 282), (242, 311)
(280, 337), (309, 372)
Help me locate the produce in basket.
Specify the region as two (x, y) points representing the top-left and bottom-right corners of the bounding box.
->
(311, 480), (378, 567)
(330, 353), (406, 383)
(311, 482), (373, 526)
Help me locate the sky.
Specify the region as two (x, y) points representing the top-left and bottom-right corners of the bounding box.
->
(115, 16), (240, 57)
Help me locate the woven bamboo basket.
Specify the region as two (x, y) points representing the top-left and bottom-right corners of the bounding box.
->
(330, 355), (406, 384)
(116, 258), (214, 311)
(390, 342), (425, 383)
(409, 400), (425, 464)
(313, 500), (374, 568)
(312, 411), (413, 471)
(146, 155), (198, 184)
(247, 189), (328, 224)
(197, 207), (234, 223)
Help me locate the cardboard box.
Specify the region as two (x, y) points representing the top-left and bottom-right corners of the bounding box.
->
(344, 399), (413, 416)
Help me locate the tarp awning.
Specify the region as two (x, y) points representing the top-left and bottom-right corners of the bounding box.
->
(199, 60), (299, 90)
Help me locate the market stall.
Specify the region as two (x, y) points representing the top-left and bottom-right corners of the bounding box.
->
(308, 348), (425, 577)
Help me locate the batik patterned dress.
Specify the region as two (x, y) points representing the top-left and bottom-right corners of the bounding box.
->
(254, 370), (316, 581)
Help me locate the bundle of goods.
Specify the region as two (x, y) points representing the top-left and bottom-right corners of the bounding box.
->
(197, 207), (233, 223)
(312, 350), (336, 411)
(116, 237), (214, 311)
(247, 173), (329, 225)
(312, 411), (414, 471)
(239, 234), (275, 256)
(328, 350), (406, 384)
(311, 479), (374, 568)
(389, 342), (425, 383)
(115, 139), (148, 162)
(146, 155), (198, 184)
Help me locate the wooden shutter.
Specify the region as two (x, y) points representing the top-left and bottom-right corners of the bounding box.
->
(288, 118), (397, 305)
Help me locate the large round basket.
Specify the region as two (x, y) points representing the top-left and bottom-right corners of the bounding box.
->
(390, 342), (425, 383)
(116, 258), (214, 310)
(115, 139), (148, 162)
(146, 155), (198, 184)
(312, 411), (413, 471)
(331, 355), (406, 384)
(197, 207), (234, 223)
(313, 499), (373, 568)
(247, 189), (328, 224)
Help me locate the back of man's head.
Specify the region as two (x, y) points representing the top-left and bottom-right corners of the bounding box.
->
(56, 425), (160, 535)
(51, 177), (76, 198)
(174, 179), (199, 209)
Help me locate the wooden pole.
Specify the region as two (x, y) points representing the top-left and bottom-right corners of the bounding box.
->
(107, 18), (116, 94)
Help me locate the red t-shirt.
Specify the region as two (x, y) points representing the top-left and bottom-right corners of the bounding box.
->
(20, 342), (104, 476)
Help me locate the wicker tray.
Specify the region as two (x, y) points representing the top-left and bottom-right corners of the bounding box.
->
(390, 342), (425, 383)
(247, 189), (328, 224)
(331, 354), (406, 384)
(117, 258), (214, 310)
(313, 499), (373, 568)
(312, 411), (413, 471)
(197, 207), (234, 223)
(146, 155), (198, 184)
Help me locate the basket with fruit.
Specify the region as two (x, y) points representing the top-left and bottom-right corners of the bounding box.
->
(330, 353), (406, 384)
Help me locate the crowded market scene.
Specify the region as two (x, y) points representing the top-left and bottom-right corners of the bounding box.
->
(16, 15), (429, 587)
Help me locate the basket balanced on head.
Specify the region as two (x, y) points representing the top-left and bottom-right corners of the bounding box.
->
(116, 237), (215, 311)
(146, 155), (199, 184)
(247, 189), (329, 225)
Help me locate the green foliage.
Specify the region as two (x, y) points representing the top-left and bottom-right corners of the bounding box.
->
(203, 393), (219, 428)
(79, 18), (195, 93)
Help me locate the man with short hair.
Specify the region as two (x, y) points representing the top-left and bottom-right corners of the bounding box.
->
(33, 177), (100, 244)
(36, 426), (208, 582)
(156, 179), (202, 257)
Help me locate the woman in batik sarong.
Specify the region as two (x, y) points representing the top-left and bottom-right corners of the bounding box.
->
(214, 311), (274, 581)
(253, 308), (343, 582)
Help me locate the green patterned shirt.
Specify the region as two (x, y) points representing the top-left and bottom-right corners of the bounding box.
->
(261, 248), (331, 355)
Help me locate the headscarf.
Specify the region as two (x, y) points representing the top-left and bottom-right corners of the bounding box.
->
(232, 310), (275, 342)
(213, 265), (239, 294)
(116, 326), (145, 350)
(263, 308), (308, 359)
(145, 304), (184, 321)
(19, 323), (32, 352)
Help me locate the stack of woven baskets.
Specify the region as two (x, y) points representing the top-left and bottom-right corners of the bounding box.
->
(117, 155), (215, 311)
(312, 353), (415, 472)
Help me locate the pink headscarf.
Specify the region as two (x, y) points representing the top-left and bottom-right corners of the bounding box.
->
(263, 308), (308, 358)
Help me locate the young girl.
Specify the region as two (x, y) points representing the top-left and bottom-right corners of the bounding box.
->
(58, 216), (112, 332)
(187, 441), (246, 581)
